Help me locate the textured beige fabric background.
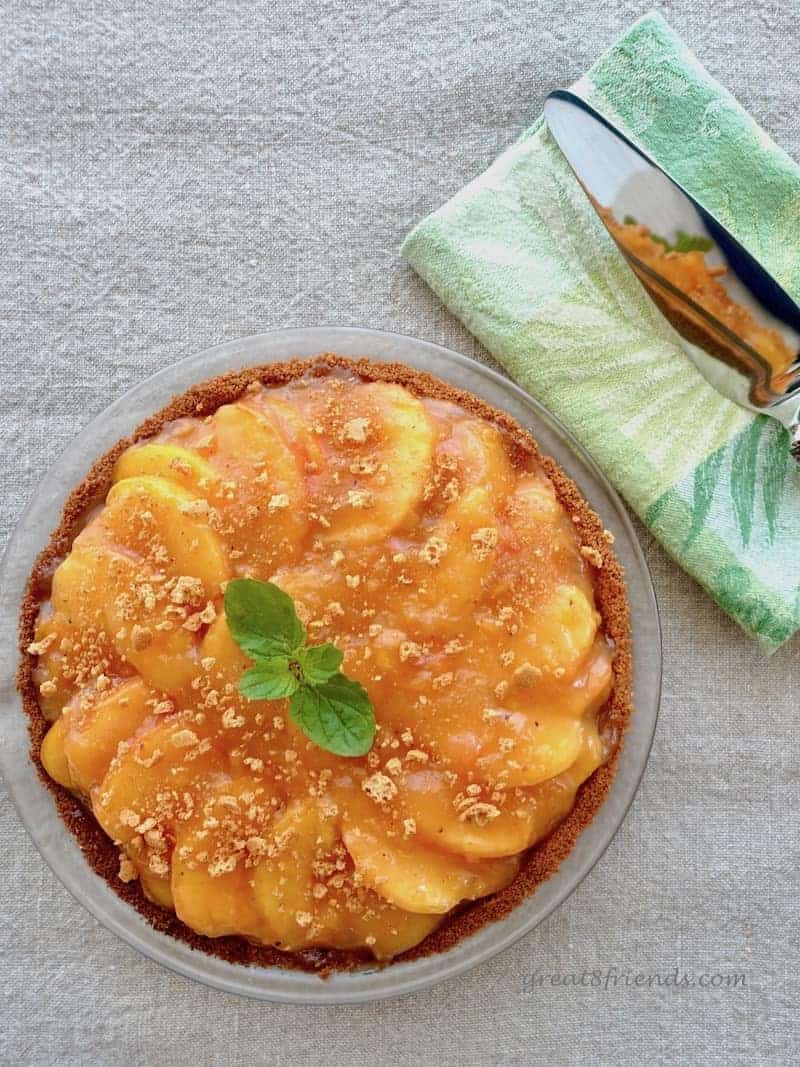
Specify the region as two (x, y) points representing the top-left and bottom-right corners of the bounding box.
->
(1, 1), (798, 1064)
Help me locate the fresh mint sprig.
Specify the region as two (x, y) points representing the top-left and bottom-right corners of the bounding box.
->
(223, 578), (375, 757)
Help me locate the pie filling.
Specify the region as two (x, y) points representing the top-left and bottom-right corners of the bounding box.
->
(30, 370), (615, 960)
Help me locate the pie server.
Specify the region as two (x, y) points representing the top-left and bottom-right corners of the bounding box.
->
(543, 89), (800, 460)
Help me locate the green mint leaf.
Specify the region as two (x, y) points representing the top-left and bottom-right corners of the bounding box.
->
(622, 214), (638, 226)
(226, 579), (375, 757)
(239, 659), (299, 700)
(224, 578), (305, 659)
(297, 643), (344, 685)
(289, 674), (375, 757)
(647, 228), (714, 254)
(671, 229), (714, 254)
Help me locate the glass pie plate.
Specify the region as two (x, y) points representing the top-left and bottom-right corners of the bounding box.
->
(0, 327), (661, 1004)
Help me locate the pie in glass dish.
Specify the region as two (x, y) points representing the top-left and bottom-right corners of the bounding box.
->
(19, 355), (631, 972)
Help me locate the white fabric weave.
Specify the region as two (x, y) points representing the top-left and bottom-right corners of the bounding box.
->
(0, 1), (797, 1063)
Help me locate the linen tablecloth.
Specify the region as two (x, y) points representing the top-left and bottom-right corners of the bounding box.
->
(1, 2), (797, 1063)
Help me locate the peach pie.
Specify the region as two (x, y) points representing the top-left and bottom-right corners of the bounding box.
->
(20, 356), (631, 971)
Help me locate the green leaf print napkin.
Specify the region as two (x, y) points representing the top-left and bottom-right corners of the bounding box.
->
(401, 11), (800, 651)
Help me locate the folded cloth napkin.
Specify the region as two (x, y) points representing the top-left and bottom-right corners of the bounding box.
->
(401, 10), (800, 652)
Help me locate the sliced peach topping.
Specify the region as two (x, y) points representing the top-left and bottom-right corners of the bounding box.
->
(40, 716), (74, 789)
(112, 443), (220, 499)
(206, 403), (307, 570)
(93, 718), (225, 846)
(172, 777), (278, 942)
(29, 374), (617, 961)
(252, 797), (441, 957)
(102, 475), (229, 594)
(61, 677), (157, 793)
(341, 790), (519, 914)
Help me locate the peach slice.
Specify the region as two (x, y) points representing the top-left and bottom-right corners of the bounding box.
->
(112, 443), (220, 499)
(52, 543), (197, 694)
(341, 794), (519, 914)
(40, 717), (74, 789)
(487, 722), (609, 847)
(434, 703), (586, 788)
(561, 720), (607, 786)
(510, 475), (562, 524)
(318, 383), (436, 545)
(504, 474), (583, 556)
(251, 393), (324, 473)
(511, 584), (599, 678)
(398, 716), (606, 861)
(506, 638), (614, 721)
(269, 560), (345, 622)
(396, 420), (514, 634)
(398, 484), (496, 634)
(251, 796), (440, 957)
(103, 476), (229, 594)
(341, 913), (442, 960)
(208, 403), (307, 568)
(93, 719), (225, 846)
(197, 612), (251, 688)
(172, 778), (277, 941)
(50, 544), (104, 627)
(447, 417), (515, 498)
(397, 767), (565, 859)
(29, 612), (81, 721)
(172, 840), (268, 940)
(62, 677), (157, 793)
(303, 889), (443, 959)
(252, 797), (341, 950)
(105, 608), (195, 697)
(361, 634), (586, 788)
(138, 866), (175, 909)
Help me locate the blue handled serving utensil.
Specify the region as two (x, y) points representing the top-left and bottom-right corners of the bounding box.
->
(544, 89), (800, 460)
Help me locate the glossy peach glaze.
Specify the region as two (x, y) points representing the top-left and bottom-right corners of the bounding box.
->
(32, 373), (614, 959)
